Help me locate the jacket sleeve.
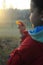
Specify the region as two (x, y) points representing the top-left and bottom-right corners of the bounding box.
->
(20, 30), (28, 43)
(7, 49), (22, 65)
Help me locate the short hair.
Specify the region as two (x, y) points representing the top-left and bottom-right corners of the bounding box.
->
(32, 0), (43, 12)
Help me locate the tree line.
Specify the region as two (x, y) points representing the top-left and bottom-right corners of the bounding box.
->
(0, 8), (30, 20)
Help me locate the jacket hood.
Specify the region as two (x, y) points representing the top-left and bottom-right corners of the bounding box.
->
(28, 26), (43, 43)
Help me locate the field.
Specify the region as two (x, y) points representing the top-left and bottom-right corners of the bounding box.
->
(0, 19), (31, 65)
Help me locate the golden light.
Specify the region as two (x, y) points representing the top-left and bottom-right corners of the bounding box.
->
(0, 0), (30, 24)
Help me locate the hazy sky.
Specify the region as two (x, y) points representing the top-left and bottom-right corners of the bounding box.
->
(0, 0), (31, 9)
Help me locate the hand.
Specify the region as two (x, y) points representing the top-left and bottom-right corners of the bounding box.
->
(16, 20), (26, 35)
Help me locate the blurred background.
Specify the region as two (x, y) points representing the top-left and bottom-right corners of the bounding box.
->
(0, 0), (31, 65)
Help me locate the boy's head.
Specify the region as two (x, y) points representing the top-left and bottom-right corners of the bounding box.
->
(30, 0), (43, 27)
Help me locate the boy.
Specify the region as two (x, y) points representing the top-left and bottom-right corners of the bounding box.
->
(7, 0), (43, 65)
